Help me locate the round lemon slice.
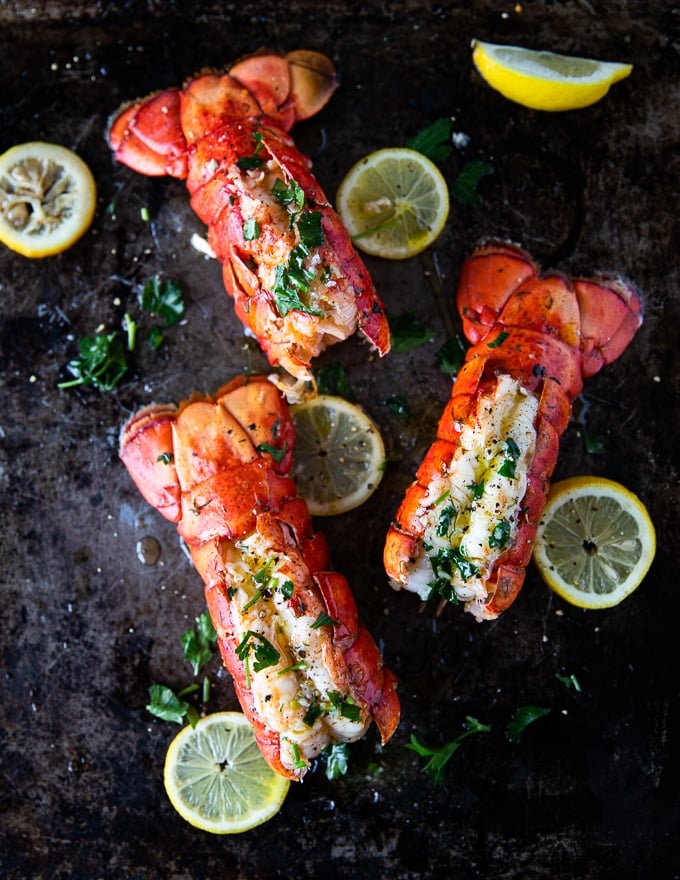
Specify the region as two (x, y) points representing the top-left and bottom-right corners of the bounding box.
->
(0, 141), (96, 257)
(533, 476), (656, 609)
(471, 40), (633, 111)
(336, 147), (450, 259)
(163, 712), (290, 834)
(290, 394), (386, 515)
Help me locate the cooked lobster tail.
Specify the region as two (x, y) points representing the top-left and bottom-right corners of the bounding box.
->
(384, 240), (643, 621)
(120, 375), (399, 779)
(108, 50), (390, 401)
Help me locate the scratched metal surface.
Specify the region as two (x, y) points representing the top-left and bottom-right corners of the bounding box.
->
(1, 2), (679, 878)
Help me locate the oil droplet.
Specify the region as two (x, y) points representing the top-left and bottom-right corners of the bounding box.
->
(136, 535), (161, 566)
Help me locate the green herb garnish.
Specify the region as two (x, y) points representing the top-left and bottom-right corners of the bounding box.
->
(383, 393), (410, 417)
(452, 160), (494, 206)
(296, 210), (325, 248)
(272, 177), (305, 212)
(406, 716), (491, 784)
(235, 631), (280, 688)
(322, 742), (350, 780)
(487, 330), (509, 349)
(389, 311), (436, 352)
(243, 217), (260, 240)
(406, 117), (453, 164)
(57, 332), (128, 391)
(489, 519), (511, 549)
(272, 244), (324, 317)
(146, 683), (199, 727)
(139, 276), (185, 327)
(181, 611), (218, 675)
(436, 334), (467, 376)
(314, 361), (354, 399)
(256, 441), (288, 463)
(506, 705), (551, 743)
(310, 612), (339, 629)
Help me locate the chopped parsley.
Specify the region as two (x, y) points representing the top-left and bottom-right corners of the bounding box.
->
(256, 441), (288, 463)
(314, 361), (354, 399)
(407, 716), (491, 784)
(181, 611), (217, 675)
(383, 393), (410, 417)
(272, 243), (324, 317)
(406, 117), (453, 164)
(452, 160), (494, 206)
(236, 132), (265, 170)
(310, 611), (339, 629)
(487, 330), (509, 349)
(57, 332), (128, 391)
(146, 683), (199, 728)
(322, 742), (350, 780)
(243, 217), (260, 240)
(272, 177), (305, 212)
(506, 705), (551, 743)
(498, 437), (520, 479)
(296, 210), (325, 248)
(388, 311), (436, 352)
(139, 276), (186, 327)
(436, 502), (457, 537)
(436, 334), (467, 376)
(489, 519), (511, 549)
(235, 631), (280, 687)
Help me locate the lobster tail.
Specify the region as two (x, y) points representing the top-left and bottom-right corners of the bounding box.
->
(385, 241), (643, 620)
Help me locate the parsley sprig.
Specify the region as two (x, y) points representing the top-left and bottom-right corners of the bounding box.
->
(407, 716), (491, 784)
(58, 274), (186, 393)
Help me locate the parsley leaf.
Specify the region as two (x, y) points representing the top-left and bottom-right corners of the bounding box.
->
(406, 117), (453, 164)
(314, 362), (354, 399)
(389, 311), (436, 352)
(407, 716), (491, 784)
(296, 211), (325, 248)
(146, 683), (199, 727)
(436, 334), (467, 376)
(310, 612), (339, 629)
(452, 160), (494, 206)
(383, 393), (410, 417)
(181, 611), (217, 675)
(57, 332), (129, 391)
(139, 276), (186, 327)
(323, 742), (350, 780)
(506, 705), (551, 743)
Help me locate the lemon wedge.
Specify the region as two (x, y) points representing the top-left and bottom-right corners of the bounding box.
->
(336, 147), (450, 259)
(0, 141), (96, 257)
(533, 476), (656, 609)
(163, 712), (290, 834)
(290, 394), (386, 515)
(472, 40), (633, 111)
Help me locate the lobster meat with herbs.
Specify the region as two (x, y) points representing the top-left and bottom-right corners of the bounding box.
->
(120, 374), (399, 780)
(384, 241), (643, 621)
(108, 50), (389, 400)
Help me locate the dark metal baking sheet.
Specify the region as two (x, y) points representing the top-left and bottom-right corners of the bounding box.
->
(1, 2), (678, 878)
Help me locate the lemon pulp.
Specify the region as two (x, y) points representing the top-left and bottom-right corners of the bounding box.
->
(336, 147), (449, 259)
(163, 711), (290, 833)
(0, 141), (96, 258)
(290, 394), (386, 515)
(472, 40), (633, 111)
(533, 476), (656, 609)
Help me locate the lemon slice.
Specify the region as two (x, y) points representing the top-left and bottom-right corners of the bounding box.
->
(471, 40), (633, 111)
(163, 712), (290, 834)
(290, 394), (386, 515)
(0, 141), (96, 257)
(533, 476), (656, 609)
(336, 147), (450, 259)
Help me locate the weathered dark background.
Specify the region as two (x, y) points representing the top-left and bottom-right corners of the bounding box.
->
(1, 2), (679, 878)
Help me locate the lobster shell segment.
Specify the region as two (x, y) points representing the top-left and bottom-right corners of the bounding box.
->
(120, 375), (399, 779)
(107, 50), (388, 400)
(384, 240), (643, 621)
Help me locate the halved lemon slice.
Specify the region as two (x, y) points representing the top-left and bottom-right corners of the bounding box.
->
(0, 141), (96, 257)
(290, 394), (386, 515)
(336, 147), (450, 259)
(533, 476), (656, 609)
(163, 712), (290, 834)
(471, 40), (633, 111)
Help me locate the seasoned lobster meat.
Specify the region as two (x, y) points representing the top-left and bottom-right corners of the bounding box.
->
(120, 375), (399, 779)
(108, 50), (390, 399)
(384, 241), (643, 621)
